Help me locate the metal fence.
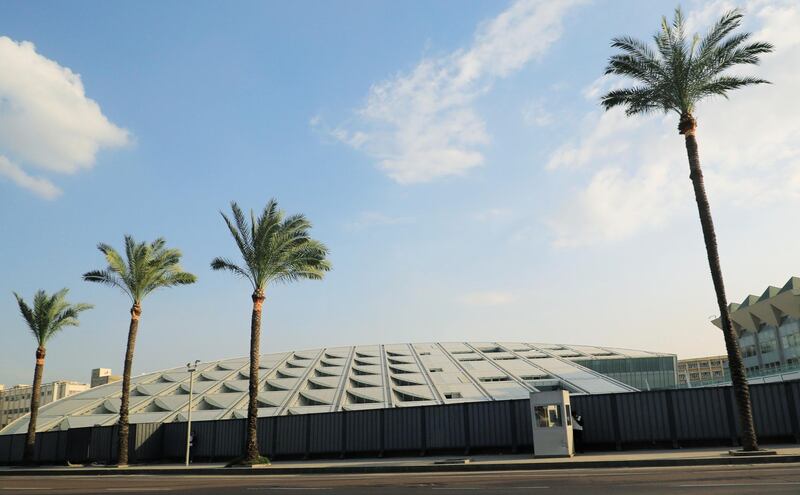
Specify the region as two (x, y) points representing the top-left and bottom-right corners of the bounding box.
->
(2, 380), (799, 465)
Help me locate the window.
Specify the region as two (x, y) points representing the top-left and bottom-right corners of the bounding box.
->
(428, 368), (443, 373)
(479, 376), (511, 382)
(759, 326), (779, 355)
(534, 405), (562, 428)
(393, 391), (427, 402)
(444, 392), (462, 399)
(346, 392), (379, 404)
(520, 375), (552, 381)
(783, 331), (800, 350)
(481, 347), (505, 353)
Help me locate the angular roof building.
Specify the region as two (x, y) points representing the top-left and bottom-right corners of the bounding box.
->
(712, 276), (800, 335)
(711, 276), (800, 377)
(0, 342), (676, 435)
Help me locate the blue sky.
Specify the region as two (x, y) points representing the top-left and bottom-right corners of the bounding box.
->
(1, 0), (798, 386)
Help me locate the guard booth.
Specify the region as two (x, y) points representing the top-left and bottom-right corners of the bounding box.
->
(530, 390), (573, 457)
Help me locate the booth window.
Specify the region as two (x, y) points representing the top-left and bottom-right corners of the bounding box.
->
(535, 404), (563, 428)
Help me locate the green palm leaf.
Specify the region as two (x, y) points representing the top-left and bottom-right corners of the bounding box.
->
(84, 236), (197, 302)
(13, 289), (93, 347)
(602, 7), (773, 117)
(212, 200), (330, 292)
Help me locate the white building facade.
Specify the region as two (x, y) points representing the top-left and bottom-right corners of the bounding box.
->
(0, 381), (89, 430)
(713, 276), (800, 375)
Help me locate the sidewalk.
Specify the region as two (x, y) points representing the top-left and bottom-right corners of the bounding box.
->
(2, 445), (799, 476)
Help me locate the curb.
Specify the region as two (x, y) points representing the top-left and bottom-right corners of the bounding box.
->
(2, 454), (799, 476)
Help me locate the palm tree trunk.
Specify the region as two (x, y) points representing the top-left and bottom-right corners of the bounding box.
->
(681, 115), (759, 451)
(117, 303), (141, 465)
(23, 347), (46, 464)
(245, 291), (265, 463)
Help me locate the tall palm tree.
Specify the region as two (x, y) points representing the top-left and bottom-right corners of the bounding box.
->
(600, 8), (772, 451)
(13, 289), (92, 463)
(83, 236), (196, 465)
(211, 200), (331, 464)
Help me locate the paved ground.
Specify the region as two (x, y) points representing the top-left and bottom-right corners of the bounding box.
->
(1, 464), (800, 494)
(4, 445), (799, 476)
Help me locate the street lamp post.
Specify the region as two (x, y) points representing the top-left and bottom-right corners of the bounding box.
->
(185, 360), (199, 466)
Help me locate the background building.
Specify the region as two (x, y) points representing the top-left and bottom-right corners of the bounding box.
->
(0, 342), (676, 434)
(0, 381), (89, 430)
(574, 355), (676, 390)
(677, 355), (728, 386)
(713, 276), (800, 376)
(91, 368), (122, 388)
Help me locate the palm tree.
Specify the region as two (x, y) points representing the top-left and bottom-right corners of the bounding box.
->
(13, 289), (92, 463)
(83, 236), (196, 465)
(211, 200), (331, 464)
(600, 8), (772, 451)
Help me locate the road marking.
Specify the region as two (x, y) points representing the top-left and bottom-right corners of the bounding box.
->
(679, 482), (800, 487)
(431, 489), (482, 491)
(1, 489), (52, 491)
(510, 487), (550, 490)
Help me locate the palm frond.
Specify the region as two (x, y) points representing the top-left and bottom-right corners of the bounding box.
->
(695, 75), (770, 99)
(211, 257), (255, 287)
(601, 7), (773, 118)
(86, 237), (196, 303)
(696, 9), (743, 59)
(214, 199), (330, 292)
(222, 202), (255, 269)
(13, 292), (36, 337)
(83, 269), (131, 298)
(601, 87), (665, 115)
(13, 289), (92, 346)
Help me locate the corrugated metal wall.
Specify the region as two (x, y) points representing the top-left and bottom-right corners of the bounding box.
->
(0, 435), (10, 464)
(2, 381), (799, 465)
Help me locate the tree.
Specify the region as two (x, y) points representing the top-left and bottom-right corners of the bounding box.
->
(600, 8), (772, 451)
(13, 289), (92, 463)
(83, 236), (196, 465)
(211, 200), (331, 464)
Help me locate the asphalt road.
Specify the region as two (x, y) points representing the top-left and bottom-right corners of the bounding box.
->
(1, 464), (799, 494)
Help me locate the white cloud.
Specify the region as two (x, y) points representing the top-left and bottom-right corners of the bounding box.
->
(522, 99), (554, 127)
(546, 1), (800, 247)
(474, 207), (513, 222)
(0, 156), (61, 200)
(459, 291), (518, 306)
(0, 36), (129, 198)
(548, 158), (686, 247)
(346, 211), (414, 231)
(326, 0), (584, 184)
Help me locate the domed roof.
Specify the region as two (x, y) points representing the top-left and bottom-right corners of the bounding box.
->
(1, 342), (670, 434)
